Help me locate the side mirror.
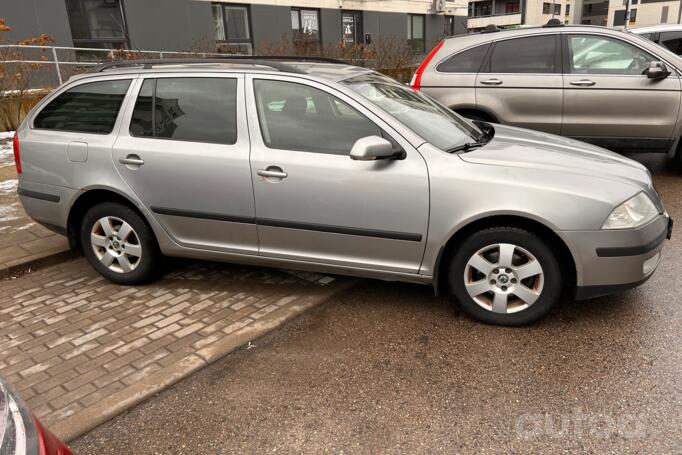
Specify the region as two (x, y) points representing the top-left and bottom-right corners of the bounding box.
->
(350, 136), (398, 161)
(646, 61), (670, 80)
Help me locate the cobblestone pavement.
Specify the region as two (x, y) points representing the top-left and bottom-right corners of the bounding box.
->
(0, 256), (346, 439)
(0, 134), (69, 276)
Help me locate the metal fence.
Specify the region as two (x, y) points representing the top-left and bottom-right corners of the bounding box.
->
(0, 44), (227, 88)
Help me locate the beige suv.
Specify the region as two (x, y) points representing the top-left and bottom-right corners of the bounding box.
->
(413, 24), (682, 159)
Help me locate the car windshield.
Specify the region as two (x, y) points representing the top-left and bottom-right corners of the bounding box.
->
(341, 73), (483, 151)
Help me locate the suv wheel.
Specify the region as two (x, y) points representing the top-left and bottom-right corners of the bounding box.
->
(80, 202), (160, 285)
(448, 226), (562, 326)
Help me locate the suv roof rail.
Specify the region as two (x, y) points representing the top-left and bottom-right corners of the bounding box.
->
(86, 56), (349, 75)
(481, 24), (500, 34)
(543, 18), (564, 27)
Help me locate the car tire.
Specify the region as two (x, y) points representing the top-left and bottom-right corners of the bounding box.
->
(448, 226), (562, 326)
(80, 202), (160, 285)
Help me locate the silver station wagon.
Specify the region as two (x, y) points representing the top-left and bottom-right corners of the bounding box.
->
(14, 58), (672, 325)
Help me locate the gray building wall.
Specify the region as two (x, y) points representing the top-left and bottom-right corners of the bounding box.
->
(250, 5), (291, 49)
(363, 10), (408, 43)
(320, 9), (343, 49)
(1, 0), (467, 56)
(0, 0), (73, 45)
(122, 0), (213, 51)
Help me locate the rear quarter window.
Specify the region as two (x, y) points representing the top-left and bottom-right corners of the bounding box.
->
(33, 79), (131, 134)
(436, 43), (490, 73)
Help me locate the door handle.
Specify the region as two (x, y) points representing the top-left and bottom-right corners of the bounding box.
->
(570, 79), (596, 87)
(480, 79), (503, 86)
(119, 155), (144, 166)
(257, 167), (288, 180)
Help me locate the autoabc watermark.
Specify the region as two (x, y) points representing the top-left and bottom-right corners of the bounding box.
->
(515, 408), (647, 440)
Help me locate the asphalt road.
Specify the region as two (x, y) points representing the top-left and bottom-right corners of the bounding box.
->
(72, 154), (682, 454)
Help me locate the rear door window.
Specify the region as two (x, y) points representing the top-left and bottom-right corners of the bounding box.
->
(436, 43), (490, 73)
(130, 77), (238, 144)
(33, 79), (131, 134)
(489, 35), (556, 73)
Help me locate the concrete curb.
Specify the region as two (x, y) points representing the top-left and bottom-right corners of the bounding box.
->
(0, 248), (75, 280)
(52, 278), (356, 443)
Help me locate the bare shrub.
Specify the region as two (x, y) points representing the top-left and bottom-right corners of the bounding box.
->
(0, 19), (54, 130)
(256, 34), (417, 83)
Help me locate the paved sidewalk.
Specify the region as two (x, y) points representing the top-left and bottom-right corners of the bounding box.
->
(0, 257), (351, 442)
(0, 134), (70, 276)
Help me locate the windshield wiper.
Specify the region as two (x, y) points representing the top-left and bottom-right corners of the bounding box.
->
(445, 141), (486, 153)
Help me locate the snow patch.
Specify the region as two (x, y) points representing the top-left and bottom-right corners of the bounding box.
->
(0, 131), (15, 165)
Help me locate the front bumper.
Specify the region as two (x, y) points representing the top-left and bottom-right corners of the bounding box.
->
(560, 214), (671, 300)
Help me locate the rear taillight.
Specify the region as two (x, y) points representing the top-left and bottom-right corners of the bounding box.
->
(411, 40), (444, 91)
(13, 133), (22, 174)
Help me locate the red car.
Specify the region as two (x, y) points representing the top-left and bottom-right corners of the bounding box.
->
(0, 377), (73, 454)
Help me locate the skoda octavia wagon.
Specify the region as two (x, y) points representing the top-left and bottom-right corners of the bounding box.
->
(14, 58), (672, 325)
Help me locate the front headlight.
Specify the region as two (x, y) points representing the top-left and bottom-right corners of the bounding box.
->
(602, 192), (659, 230)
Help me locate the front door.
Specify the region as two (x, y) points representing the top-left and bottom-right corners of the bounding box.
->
(113, 74), (258, 254)
(475, 33), (563, 134)
(245, 75), (429, 274)
(561, 33), (681, 152)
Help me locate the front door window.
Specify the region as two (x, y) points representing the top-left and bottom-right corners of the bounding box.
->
(568, 35), (656, 75)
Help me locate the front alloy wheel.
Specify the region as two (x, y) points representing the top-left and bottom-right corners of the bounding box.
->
(464, 243), (544, 314)
(449, 226), (562, 326)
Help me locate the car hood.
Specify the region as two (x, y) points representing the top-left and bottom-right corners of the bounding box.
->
(459, 124), (653, 190)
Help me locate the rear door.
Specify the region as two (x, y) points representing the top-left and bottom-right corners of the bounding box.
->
(113, 73), (258, 254)
(475, 33), (563, 134)
(561, 33), (681, 152)
(419, 43), (490, 111)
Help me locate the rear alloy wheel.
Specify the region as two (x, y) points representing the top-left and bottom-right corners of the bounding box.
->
(449, 227), (561, 326)
(81, 202), (160, 285)
(90, 216), (142, 274)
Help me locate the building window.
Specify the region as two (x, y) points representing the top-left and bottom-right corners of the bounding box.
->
(66, 0), (129, 54)
(554, 3), (561, 15)
(469, 1), (492, 17)
(212, 4), (252, 54)
(614, 8), (637, 26)
(407, 14), (425, 53)
(291, 8), (321, 53)
(505, 1), (520, 14)
(342, 11), (363, 46)
(444, 16), (456, 36)
(543, 3), (551, 14)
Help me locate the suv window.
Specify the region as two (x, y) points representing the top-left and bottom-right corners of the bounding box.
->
(436, 44), (490, 73)
(568, 35), (656, 75)
(253, 79), (381, 155)
(34, 79), (131, 134)
(489, 35), (555, 73)
(130, 77), (237, 144)
(660, 31), (682, 55)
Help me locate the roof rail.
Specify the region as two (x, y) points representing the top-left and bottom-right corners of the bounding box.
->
(86, 56), (347, 74)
